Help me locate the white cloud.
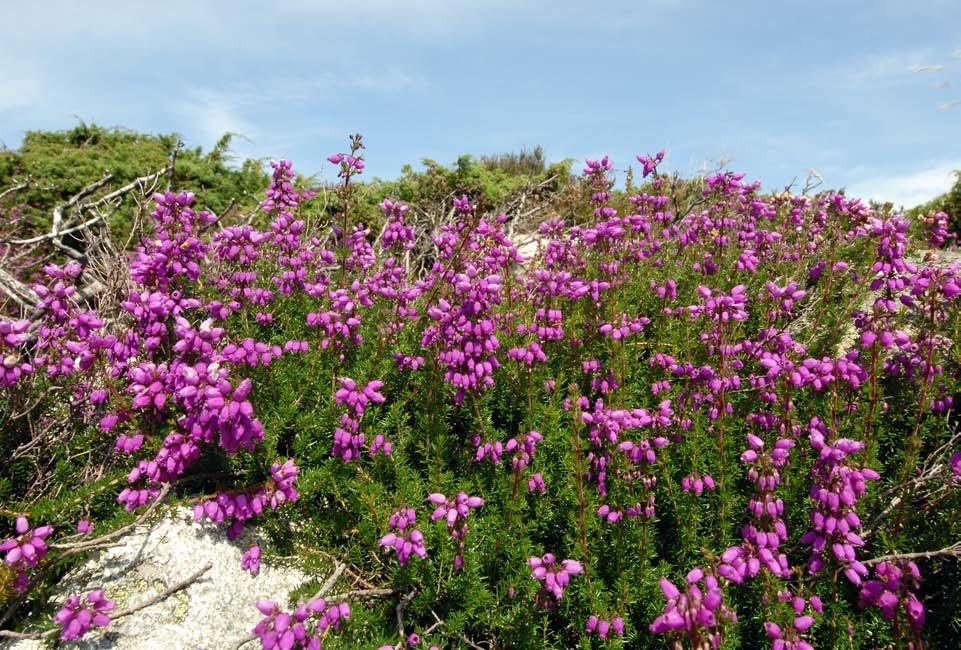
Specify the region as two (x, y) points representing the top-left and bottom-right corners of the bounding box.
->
(937, 101), (960, 110)
(910, 64), (945, 72)
(170, 93), (259, 146)
(819, 47), (938, 87)
(844, 161), (961, 208)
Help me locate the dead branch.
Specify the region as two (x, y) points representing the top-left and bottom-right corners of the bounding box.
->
(326, 588), (394, 601)
(0, 267), (40, 312)
(863, 427), (961, 540)
(52, 483), (171, 554)
(6, 166), (171, 246)
(51, 174), (113, 239)
(0, 180), (30, 203)
(313, 560), (347, 599)
(863, 540), (961, 566)
(394, 589), (416, 641)
(110, 562), (213, 619)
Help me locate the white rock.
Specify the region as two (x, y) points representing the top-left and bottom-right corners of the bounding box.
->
(2, 507), (320, 650)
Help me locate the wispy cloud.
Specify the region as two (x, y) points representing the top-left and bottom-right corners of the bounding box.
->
(818, 47), (939, 87)
(938, 101), (960, 110)
(845, 161), (961, 208)
(910, 64), (945, 72)
(170, 90), (260, 146)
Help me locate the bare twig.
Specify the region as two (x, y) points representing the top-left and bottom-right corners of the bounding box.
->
(863, 541), (961, 566)
(7, 166), (171, 246)
(0, 267), (40, 311)
(110, 562), (213, 619)
(52, 484), (171, 554)
(395, 589), (416, 640)
(461, 634), (487, 650)
(326, 588), (394, 601)
(0, 180), (29, 202)
(314, 561), (347, 599)
(51, 173), (113, 238)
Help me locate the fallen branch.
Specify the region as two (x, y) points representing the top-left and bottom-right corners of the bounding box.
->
(327, 588), (394, 601)
(51, 174), (114, 238)
(110, 562), (213, 619)
(0, 267), (40, 311)
(6, 166), (171, 246)
(0, 180), (29, 202)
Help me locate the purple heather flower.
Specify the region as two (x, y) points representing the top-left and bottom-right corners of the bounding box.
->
(587, 614), (625, 638)
(380, 507), (427, 567)
(651, 568), (736, 647)
(429, 492), (483, 570)
(528, 472), (546, 494)
(242, 545), (262, 576)
(253, 597), (349, 648)
(860, 560), (925, 630)
(528, 553), (583, 608)
(53, 590), (114, 641)
(1, 516), (53, 570)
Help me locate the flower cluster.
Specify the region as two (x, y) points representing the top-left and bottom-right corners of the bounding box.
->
(53, 590), (114, 641)
(763, 591), (822, 650)
(425, 263), (504, 404)
(859, 560), (925, 630)
(586, 614), (625, 639)
(527, 553), (583, 608)
(193, 460), (299, 538)
(428, 492), (483, 570)
(800, 418), (877, 585)
(0, 318), (32, 387)
(720, 433), (795, 581)
(242, 545), (262, 576)
(922, 210), (955, 248)
(253, 598), (350, 649)
(650, 568), (737, 648)
(1, 516), (53, 591)
(380, 507), (427, 567)
(332, 377), (388, 461)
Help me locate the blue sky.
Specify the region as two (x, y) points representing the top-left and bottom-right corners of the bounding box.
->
(1, 0), (960, 207)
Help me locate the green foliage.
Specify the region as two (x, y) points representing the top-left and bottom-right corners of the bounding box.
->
(0, 122), (268, 241)
(2, 149), (961, 648)
(337, 148), (575, 231)
(908, 169), (961, 234)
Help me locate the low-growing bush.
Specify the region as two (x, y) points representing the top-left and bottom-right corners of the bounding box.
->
(1, 136), (960, 649)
